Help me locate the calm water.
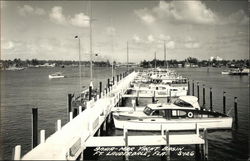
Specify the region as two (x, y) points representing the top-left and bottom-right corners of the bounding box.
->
(0, 67), (249, 160)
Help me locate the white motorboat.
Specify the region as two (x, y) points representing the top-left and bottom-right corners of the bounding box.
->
(48, 72), (64, 79)
(113, 96), (233, 131)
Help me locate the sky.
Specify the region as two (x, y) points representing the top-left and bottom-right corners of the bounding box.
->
(1, 0), (249, 62)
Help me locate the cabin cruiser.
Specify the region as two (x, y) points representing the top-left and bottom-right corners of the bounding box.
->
(48, 72), (64, 79)
(113, 96), (233, 131)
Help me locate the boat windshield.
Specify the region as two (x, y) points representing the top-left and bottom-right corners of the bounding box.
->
(173, 99), (193, 107)
(143, 106), (153, 115)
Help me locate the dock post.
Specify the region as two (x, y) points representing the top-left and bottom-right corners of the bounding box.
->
(40, 130), (45, 144)
(113, 76), (115, 85)
(210, 88), (213, 111)
(108, 78), (110, 89)
(68, 93), (72, 118)
(203, 128), (208, 160)
(69, 112), (73, 121)
(120, 73), (122, 80)
(165, 130), (170, 161)
(187, 79), (190, 95)
(203, 84), (205, 108)
(117, 74), (120, 82)
(79, 106), (82, 114)
(99, 82), (102, 98)
(152, 91), (156, 103)
(57, 120), (61, 131)
(89, 86), (92, 101)
(73, 108), (78, 118)
(197, 82), (199, 102)
(32, 108), (38, 149)
(234, 97), (238, 127)
(12, 145), (21, 160)
(223, 92), (226, 114)
(132, 99), (136, 111)
(195, 144), (201, 161)
(136, 91), (139, 106)
(192, 81), (194, 96)
(123, 127), (129, 161)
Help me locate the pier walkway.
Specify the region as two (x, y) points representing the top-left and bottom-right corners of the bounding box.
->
(19, 72), (138, 160)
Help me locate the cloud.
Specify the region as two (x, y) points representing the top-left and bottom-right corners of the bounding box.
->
(18, 5), (46, 16)
(70, 13), (89, 27)
(166, 41), (175, 49)
(224, 9), (249, 25)
(158, 34), (171, 41)
(106, 26), (116, 36)
(147, 34), (155, 43)
(2, 41), (14, 50)
(185, 42), (200, 49)
(49, 6), (67, 24)
(134, 8), (155, 24)
(153, 1), (217, 25)
(132, 34), (141, 43)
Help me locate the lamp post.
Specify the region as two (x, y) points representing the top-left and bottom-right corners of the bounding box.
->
(75, 36), (82, 92)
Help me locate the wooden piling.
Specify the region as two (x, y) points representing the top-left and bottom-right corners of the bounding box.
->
(136, 91), (139, 106)
(68, 94), (72, 114)
(69, 112), (73, 121)
(73, 108), (78, 118)
(203, 84), (205, 108)
(57, 120), (61, 131)
(234, 97), (238, 127)
(32, 108), (38, 149)
(152, 91), (156, 103)
(166, 130), (170, 161)
(117, 75), (119, 82)
(203, 128), (208, 160)
(192, 81), (194, 96)
(223, 92), (226, 114)
(108, 78), (110, 89)
(187, 79), (190, 95)
(89, 86), (92, 101)
(113, 76), (115, 85)
(210, 88), (213, 111)
(99, 82), (102, 98)
(124, 127), (129, 161)
(197, 82), (199, 102)
(40, 130), (45, 144)
(12, 145), (21, 160)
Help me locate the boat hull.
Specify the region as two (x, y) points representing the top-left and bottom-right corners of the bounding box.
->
(113, 115), (233, 131)
(48, 75), (64, 79)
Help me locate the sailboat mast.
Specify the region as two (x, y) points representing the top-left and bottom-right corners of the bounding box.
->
(78, 38), (81, 91)
(164, 40), (167, 68)
(111, 22), (114, 79)
(89, 1), (93, 82)
(127, 41), (129, 72)
(154, 51), (156, 70)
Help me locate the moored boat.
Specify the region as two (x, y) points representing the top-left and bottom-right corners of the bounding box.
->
(48, 72), (64, 79)
(113, 96), (233, 131)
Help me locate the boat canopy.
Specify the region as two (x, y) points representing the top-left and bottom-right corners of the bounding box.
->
(178, 96), (200, 109)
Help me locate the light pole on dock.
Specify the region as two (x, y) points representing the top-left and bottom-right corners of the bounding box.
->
(75, 36), (82, 92)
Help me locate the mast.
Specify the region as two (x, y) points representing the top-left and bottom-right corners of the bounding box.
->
(154, 51), (156, 70)
(78, 38), (81, 91)
(111, 21), (114, 79)
(89, 1), (93, 84)
(164, 40), (167, 68)
(127, 41), (129, 72)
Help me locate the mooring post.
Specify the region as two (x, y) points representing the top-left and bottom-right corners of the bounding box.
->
(99, 82), (102, 98)
(197, 82), (200, 102)
(210, 88), (213, 111)
(89, 86), (92, 101)
(107, 78), (110, 89)
(223, 92), (226, 114)
(234, 97), (238, 127)
(192, 81), (194, 96)
(12, 145), (21, 160)
(32, 108), (38, 149)
(203, 84), (205, 108)
(40, 130), (45, 144)
(203, 128), (208, 160)
(79, 106), (82, 114)
(166, 130), (170, 161)
(68, 93), (72, 114)
(113, 76), (115, 85)
(57, 120), (61, 131)
(132, 99), (136, 111)
(187, 79), (190, 95)
(124, 127), (129, 161)
(69, 112), (73, 121)
(136, 90), (139, 106)
(152, 91), (156, 103)
(120, 73), (122, 80)
(117, 75), (119, 82)
(73, 108), (78, 118)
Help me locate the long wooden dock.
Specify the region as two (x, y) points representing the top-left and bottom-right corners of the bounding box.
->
(13, 71), (209, 160)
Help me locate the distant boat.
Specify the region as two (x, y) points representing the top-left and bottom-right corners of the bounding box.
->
(5, 67), (25, 71)
(48, 72), (64, 79)
(221, 70), (230, 75)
